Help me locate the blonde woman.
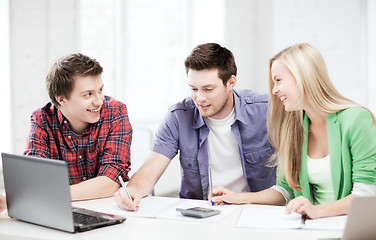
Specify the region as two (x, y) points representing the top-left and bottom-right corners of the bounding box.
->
(211, 43), (376, 219)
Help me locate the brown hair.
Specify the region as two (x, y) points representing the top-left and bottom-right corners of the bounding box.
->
(184, 43), (237, 85)
(46, 53), (103, 107)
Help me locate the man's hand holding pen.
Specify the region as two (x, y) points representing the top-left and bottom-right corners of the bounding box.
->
(115, 177), (140, 211)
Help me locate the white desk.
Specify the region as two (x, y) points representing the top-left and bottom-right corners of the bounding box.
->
(0, 196), (343, 240)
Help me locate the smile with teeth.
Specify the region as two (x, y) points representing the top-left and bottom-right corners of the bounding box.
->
(280, 96), (287, 102)
(88, 108), (101, 113)
(200, 104), (210, 110)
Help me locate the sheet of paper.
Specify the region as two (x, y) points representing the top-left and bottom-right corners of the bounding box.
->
(98, 196), (180, 218)
(304, 215), (347, 231)
(236, 205), (303, 229)
(97, 196), (240, 222)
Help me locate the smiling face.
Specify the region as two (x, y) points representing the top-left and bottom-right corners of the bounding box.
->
(188, 69), (235, 119)
(271, 60), (301, 112)
(57, 74), (104, 134)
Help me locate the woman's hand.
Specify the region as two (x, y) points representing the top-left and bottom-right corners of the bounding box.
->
(286, 196), (322, 219)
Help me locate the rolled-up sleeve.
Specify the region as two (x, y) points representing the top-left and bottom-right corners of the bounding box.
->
(98, 104), (132, 182)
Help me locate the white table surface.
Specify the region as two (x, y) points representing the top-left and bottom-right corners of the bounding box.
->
(0, 196), (344, 240)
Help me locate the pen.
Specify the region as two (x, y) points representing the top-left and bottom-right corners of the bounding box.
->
(209, 166), (214, 206)
(118, 176), (132, 202)
(301, 214), (307, 225)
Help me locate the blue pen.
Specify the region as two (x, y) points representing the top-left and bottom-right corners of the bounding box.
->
(209, 166), (214, 206)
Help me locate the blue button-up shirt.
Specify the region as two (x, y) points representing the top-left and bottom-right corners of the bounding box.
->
(152, 89), (276, 200)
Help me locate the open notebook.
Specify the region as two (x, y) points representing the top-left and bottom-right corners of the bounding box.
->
(236, 196), (376, 240)
(236, 204), (346, 231)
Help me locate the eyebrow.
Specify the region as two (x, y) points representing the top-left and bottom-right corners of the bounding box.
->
(80, 84), (104, 94)
(188, 84), (215, 88)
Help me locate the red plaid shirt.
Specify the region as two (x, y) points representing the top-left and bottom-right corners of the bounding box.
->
(24, 96), (132, 185)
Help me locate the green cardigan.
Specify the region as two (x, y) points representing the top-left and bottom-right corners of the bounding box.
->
(277, 107), (376, 203)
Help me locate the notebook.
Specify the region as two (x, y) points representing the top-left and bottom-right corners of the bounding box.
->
(1, 152), (126, 233)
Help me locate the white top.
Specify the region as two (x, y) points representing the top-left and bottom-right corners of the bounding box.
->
(204, 108), (248, 193)
(306, 155), (335, 204)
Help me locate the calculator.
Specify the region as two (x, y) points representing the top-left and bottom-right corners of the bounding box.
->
(176, 207), (221, 218)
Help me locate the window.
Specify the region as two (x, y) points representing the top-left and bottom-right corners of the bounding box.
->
(0, 0), (11, 157)
(80, 0), (187, 126)
(79, 0), (226, 127)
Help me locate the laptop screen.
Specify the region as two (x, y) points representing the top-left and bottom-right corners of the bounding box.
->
(2, 153), (75, 232)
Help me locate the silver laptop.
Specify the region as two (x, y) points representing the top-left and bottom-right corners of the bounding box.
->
(1, 152), (126, 233)
(341, 196), (376, 240)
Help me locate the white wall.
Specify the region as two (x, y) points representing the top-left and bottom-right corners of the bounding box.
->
(225, 0), (273, 92)
(9, 0), (79, 154)
(367, 0), (376, 113)
(273, 0), (366, 108)
(0, 0), (10, 190)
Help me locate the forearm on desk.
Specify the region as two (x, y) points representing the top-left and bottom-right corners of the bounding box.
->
(71, 176), (119, 201)
(241, 188), (286, 206)
(314, 194), (352, 218)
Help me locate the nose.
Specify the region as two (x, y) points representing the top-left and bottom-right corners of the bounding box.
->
(93, 92), (104, 106)
(195, 91), (206, 102)
(272, 84), (279, 95)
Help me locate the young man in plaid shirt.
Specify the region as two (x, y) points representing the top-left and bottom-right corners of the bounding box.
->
(24, 53), (132, 201)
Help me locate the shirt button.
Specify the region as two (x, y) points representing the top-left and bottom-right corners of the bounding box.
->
(79, 155), (82, 159)
(68, 135), (71, 139)
(82, 177), (87, 181)
(64, 120), (67, 124)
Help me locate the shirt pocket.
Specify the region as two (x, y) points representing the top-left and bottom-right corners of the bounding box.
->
(179, 155), (202, 198)
(180, 155), (201, 178)
(85, 147), (100, 177)
(86, 147), (100, 164)
(243, 146), (275, 189)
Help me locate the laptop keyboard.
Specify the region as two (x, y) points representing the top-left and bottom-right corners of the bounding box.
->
(73, 212), (109, 225)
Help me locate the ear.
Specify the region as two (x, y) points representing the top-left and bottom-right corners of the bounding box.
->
(227, 75), (236, 89)
(55, 95), (66, 105)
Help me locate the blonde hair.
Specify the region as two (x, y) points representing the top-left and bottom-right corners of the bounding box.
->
(267, 43), (360, 190)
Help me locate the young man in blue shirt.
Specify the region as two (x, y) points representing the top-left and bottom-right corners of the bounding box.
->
(115, 43), (276, 211)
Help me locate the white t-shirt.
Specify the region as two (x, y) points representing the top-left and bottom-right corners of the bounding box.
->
(204, 108), (248, 193)
(307, 155), (335, 204)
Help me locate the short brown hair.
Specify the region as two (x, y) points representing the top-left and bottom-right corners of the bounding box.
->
(184, 43), (237, 85)
(46, 53), (103, 107)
